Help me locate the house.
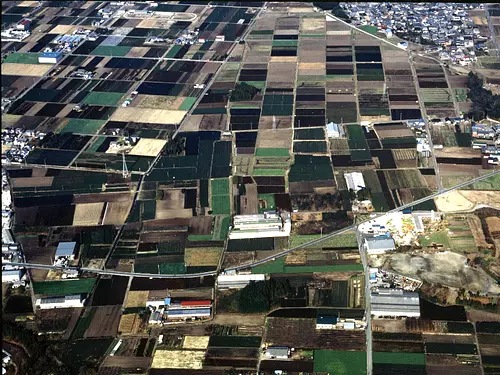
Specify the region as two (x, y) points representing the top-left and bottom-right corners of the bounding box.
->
(55, 242), (76, 261)
(265, 346), (290, 359)
(344, 172), (366, 192)
(316, 316), (337, 329)
(38, 51), (63, 64)
(364, 236), (396, 255)
(16, 18), (31, 31)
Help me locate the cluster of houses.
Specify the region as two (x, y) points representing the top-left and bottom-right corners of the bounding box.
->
(341, 3), (488, 66)
(147, 299), (212, 324)
(471, 123), (500, 166)
(1, 128), (45, 164)
(1, 18), (31, 42)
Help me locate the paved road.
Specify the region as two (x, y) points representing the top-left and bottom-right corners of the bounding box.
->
(408, 54), (444, 193)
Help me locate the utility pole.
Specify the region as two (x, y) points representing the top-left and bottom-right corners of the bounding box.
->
(122, 152), (129, 178)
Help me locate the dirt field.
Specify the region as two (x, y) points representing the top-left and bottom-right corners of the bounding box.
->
(151, 350), (205, 369)
(467, 215), (491, 249)
(371, 251), (500, 294)
(103, 201), (134, 225)
(85, 305), (122, 338)
(486, 216), (500, 238)
(189, 216), (214, 235)
(11, 176), (54, 188)
(118, 313), (142, 335)
(212, 313), (265, 326)
(129, 138), (167, 157)
(124, 291), (149, 308)
(435, 190), (500, 212)
(183, 336), (209, 349)
(110, 108), (187, 124)
(2, 63), (52, 76)
(73, 202), (105, 226)
(184, 247), (222, 267)
(467, 309), (500, 322)
(372, 319), (407, 333)
(136, 95), (184, 110)
(256, 129), (293, 149)
(101, 356), (152, 368)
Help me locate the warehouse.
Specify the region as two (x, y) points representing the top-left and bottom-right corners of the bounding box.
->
(371, 288), (420, 318)
(229, 212), (291, 239)
(38, 51), (63, 64)
(217, 273), (266, 289)
(364, 235), (396, 255)
(265, 346), (290, 359)
(344, 172), (366, 192)
(36, 294), (85, 309)
(167, 308), (211, 319)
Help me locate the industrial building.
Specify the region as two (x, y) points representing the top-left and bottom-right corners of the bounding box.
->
(364, 236), (396, 255)
(217, 273), (266, 289)
(228, 212), (291, 239)
(167, 309), (211, 319)
(371, 288), (421, 318)
(36, 294), (85, 309)
(344, 172), (366, 192)
(38, 51), (63, 64)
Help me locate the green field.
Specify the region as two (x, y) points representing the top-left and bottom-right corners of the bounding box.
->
(3, 52), (40, 64)
(272, 40), (298, 47)
(465, 173), (500, 191)
(454, 88), (467, 102)
(252, 168), (287, 176)
(289, 233), (358, 248)
(373, 352), (425, 365)
(257, 193), (276, 213)
(33, 279), (96, 296)
(83, 92), (124, 106)
(255, 148), (290, 157)
(60, 119), (107, 135)
(86, 136), (108, 152)
(359, 25), (378, 35)
(179, 96), (197, 110)
(314, 350), (367, 374)
(72, 307), (96, 339)
(418, 231), (451, 249)
(211, 178), (231, 215)
(91, 45), (131, 57)
(422, 88), (453, 103)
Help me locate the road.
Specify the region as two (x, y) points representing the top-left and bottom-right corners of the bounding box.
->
(408, 54), (444, 193)
(356, 229), (373, 375)
(7, 169), (499, 279)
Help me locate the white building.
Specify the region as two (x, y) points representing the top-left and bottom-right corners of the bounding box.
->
(371, 288), (421, 318)
(265, 347), (290, 359)
(229, 212), (291, 239)
(2, 269), (22, 283)
(38, 51), (63, 64)
(316, 316), (337, 329)
(344, 172), (366, 192)
(326, 122), (342, 138)
(364, 236), (396, 255)
(217, 273), (265, 289)
(36, 294), (85, 309)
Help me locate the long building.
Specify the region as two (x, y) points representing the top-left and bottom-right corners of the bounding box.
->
(229, 212), (291, 239)
(36, 294), (85, 309)
(371, 288), (420, 318)
(217, 273), (266, 289)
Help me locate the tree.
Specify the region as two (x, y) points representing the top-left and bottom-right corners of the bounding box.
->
(466, 72), (500, 121)
(229, 82), (259, 102)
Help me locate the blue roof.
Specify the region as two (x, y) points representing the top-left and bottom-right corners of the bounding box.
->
(55, 242), (76, 257)
(316, 316), (337, 325)
(168, 308), (210, 316)
(40, 51), (63, 58)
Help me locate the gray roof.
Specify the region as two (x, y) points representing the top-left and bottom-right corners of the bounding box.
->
(371, 289), (420, 315)
(55, 242), (76, 257)
(365, 237), (396, 251)
(266, 347), (289, 357)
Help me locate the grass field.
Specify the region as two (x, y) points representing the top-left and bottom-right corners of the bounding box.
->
(151, 349), (205, 369)
(60, 119), (106, 135)
(289, 233), (358, 248)
(33, 278), (96, 296)
(83, 92), (124, 106)
(251, 256), (362, 274)
(3, 52), (40, 64)
(86, 136), (107, 152)
(373, 352), (425, 365)
(255, 148), (290, 157)
(179, 96), (197, 110)
(252, 168), (287, 176)
(211, 178), (230, 215)
(418, 231), (451, 249)
(313, 350), (367, 374)
(258, 193), (276, 213)
(185, 247), (222, 266)
(359, 25), (378, 35)
(91, 45), (132, 56)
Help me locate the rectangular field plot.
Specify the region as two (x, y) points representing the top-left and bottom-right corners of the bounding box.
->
(294, 127), (326, 140)
(261, 94), (294, 116)
(313, 350), (367, 374)
(151, 350), (205, 369)
(33, 278), (96, 296)
(373, 352), (425, 365)
(83, 92), (124, 106)
(289, 155), (334, 182)
(60, 119), (106, 135)
(293, 141), (328, 154)
(91, 45), (132, 56)
(211, 178), (230, 215)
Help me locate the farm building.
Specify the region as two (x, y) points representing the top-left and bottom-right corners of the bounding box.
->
(411, 211), (440, 233)
(316, 316), (337, 329)
(229, 212), (291, 239)
(55, 242), (76, 261)
(326, 122), (343, 138)
(344, 172), (366, 192)
(2, 229), (14, 245)
(180, 300), (212, 308)
(36, 294), (85, 309)
(371, 288), (420, 318)
(167, 308), (211, 319)
(146, 298), (171, 309)
(364, 236), (396, 255)
(217, 273), (266, 289)
(38, 51), (63, 64)
(265, 346), (290, 359)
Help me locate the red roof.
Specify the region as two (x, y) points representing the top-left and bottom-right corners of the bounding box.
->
(180, 300), (211, 306)
(19, 19), (31, 25)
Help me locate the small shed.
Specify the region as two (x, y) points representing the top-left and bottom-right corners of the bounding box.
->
(344, 322), (356, 330)
(55, 242), (76, 260)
